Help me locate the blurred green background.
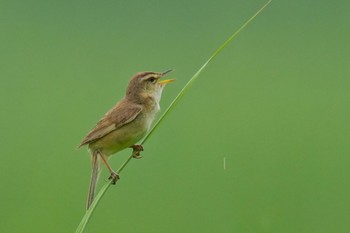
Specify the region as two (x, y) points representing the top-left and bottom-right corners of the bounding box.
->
(1, 0), (349, 232)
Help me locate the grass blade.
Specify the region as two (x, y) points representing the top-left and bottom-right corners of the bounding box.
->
(75, 1), (272, 232)
(142, 0), (272, 143)
(75, 183), (112, 233)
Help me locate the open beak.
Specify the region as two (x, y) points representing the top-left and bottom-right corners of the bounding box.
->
(161, 69), (173, 76)
(158, 79), (175, 85)
(158, 69), (175, 85)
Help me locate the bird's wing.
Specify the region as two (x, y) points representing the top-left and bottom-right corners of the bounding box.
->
(78, 99), (143, 147)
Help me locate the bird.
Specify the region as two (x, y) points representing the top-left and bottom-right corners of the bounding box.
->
(78, 70), (174, 209)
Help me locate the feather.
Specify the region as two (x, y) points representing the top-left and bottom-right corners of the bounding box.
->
(86, 151), (100, 209)
(78, 99), (143, 147)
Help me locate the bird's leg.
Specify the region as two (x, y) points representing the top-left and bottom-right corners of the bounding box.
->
(130, 144), (144, 159)
(98, 151), (120, 184)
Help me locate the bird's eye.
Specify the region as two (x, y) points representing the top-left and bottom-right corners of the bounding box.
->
(148, 77), (156, 83)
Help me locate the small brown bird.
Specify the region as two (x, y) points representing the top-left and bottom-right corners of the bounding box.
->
(78, 70), (174, 209)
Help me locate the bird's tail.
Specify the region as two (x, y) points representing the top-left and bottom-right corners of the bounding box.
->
(86, 151), (101, 210)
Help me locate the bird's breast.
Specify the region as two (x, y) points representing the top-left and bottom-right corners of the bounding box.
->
(89, 105), (160, 156)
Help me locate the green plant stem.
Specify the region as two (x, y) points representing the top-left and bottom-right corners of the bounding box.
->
(142, 0), (272, 144)
(75, 1), (272, 232)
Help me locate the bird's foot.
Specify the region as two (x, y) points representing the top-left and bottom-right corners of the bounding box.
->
(108, 171), (120, 185)
(131, 144), (144, 159)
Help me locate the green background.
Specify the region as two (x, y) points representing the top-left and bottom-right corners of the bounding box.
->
(1, 0), (349, 232)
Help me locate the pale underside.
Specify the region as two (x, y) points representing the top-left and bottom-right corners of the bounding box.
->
(79, 98), (159, 156)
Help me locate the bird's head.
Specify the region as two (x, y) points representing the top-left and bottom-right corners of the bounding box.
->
(126, 69), (174, 104)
